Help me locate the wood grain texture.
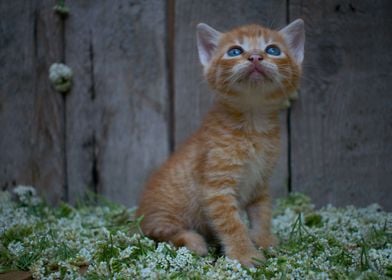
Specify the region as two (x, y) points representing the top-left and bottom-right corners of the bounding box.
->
(0, 271), (32, 280)
(65, 0), (169, 206)
(174, 0), (289, 199)
(0, 1), (65, 204)
(290, 0), (392, 210)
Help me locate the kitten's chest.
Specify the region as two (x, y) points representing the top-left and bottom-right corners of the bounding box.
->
(237, 131), (279, 206)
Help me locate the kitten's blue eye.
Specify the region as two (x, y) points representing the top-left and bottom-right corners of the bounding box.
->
(227, 47), (243, 57)
(265, 45), (281, 56)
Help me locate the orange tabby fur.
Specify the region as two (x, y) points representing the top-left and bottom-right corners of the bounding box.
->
(136, 20), (305, 267)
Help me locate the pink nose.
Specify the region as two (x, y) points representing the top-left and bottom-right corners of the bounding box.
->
(248, 54), (263, 62)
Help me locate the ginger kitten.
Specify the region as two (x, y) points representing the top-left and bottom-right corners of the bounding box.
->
(136, 19), (305, 267)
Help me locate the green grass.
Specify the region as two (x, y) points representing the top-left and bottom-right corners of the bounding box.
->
(0, 186), (391, 279)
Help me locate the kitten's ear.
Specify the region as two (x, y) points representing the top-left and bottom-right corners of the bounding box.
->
(196, 23), (221, 66)
(279, 19), (305, 65)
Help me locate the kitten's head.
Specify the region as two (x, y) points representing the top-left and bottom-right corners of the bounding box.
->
(197, 20), (305, 109)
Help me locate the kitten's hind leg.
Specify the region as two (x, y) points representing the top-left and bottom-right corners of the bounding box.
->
(171, 230), (208, 256)
(145, 225), (208, 256)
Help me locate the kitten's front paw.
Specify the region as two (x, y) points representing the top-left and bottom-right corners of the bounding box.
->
(228, 249), (265, 267)
(251, 233), (278, 249)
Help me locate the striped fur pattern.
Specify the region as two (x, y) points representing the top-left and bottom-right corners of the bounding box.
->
(136, 20), (305, 267)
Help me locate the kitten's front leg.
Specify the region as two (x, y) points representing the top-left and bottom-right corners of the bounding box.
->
(246, 188), (277, 249)
(203, 186), (264, 267)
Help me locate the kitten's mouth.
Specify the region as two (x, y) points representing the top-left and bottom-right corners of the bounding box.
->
(247, 64), (269, 80)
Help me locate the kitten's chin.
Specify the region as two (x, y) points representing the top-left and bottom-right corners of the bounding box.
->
(236, 75), (274, 90)
(245, 63), (274, 83)
(248, 71), (266, 82)
(231, 81), (276, 96)
(235, 70), (274, 89)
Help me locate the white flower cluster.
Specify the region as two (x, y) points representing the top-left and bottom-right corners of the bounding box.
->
(0, 190), (39, 235)
(13, 185), (41, 206)
(49, 63), (73, 93)
(7, 241), (24, 257)
(265, 202), (392, 279)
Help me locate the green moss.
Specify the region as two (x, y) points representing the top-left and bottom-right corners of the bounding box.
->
(56, 202), (75, 218)
(328, 249), (353, 267)
(305, 213), (323, 227)
(385, 264), (392, 277)
(53, 0), (69, 17)
(0, 225), (33, 247)
(274, 192), (314, 216)
(16, 251), (40, 271)
(0, 245), (13, 272)
(365, 221), (391, 249)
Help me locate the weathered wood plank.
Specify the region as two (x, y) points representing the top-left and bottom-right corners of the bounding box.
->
(0, 1), (65, 204)
(174, 1), (289, 199)
(65, 0), (169, 206)
(0, 271), (32, 280)
(290, 0), (392, 210)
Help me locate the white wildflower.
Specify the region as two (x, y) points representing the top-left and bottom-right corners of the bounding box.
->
(170, 246), (193, 270)
(30, 259), (46, 279)
(49, 63), (73, 93)
(101, 227), (111, 238)
(140, 267), (154, 278)
(78, 247), (92, 262)
(0, 191), (12, 207)
(7, 241), (24, 257)
(13, 185), (41, 206)
(119, 245), (136, 259)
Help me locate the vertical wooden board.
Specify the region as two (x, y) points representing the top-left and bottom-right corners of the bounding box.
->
(66, 0), (169, 206)
(0, 1), (65, 204)
(64, 2), (99, 204)
(290, 0), (392, 210)
(174, 0), (289, 199)
(272, 111), (289, 199)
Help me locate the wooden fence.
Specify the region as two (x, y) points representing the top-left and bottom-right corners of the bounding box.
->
(1, 0), (391, 210)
